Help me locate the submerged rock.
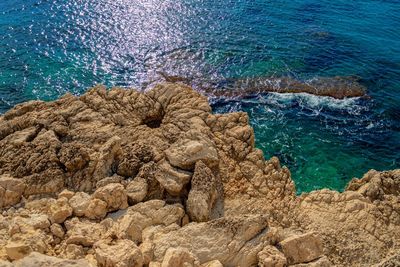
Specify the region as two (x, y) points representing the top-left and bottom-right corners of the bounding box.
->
(0, 83), (397, 267)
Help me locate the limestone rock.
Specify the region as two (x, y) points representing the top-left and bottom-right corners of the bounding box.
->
(200, 260), (223, 267)
(0, 260), (12, 267)
(5, 242), (32, 261)
(50, 223), (65, 238)
(48, 197), (73, 224)
(291, 256), (332, 267)
(187, 161), (219, 222)
(85, 198), (108, 220)
(257, 245), (287, 267)
(161, 247), (200, 267)
(12, 252), (92, 267)
(94, 239), (143, 267)
(93, 183), (128, 212)
(151, 215), (271, 266)
(65, 219), (106, 247)
(0, 84), (399, 267)
(279, 232), (323, 265)
(0, 175), (26, 208)
(126, 178), (148, 204)
(155, 160), (192, 196)
(25, 214), (50, 230)
(69, 192), (91, 217)
(58, 190), (75, 200)
(116, 200), (185, 243)
(96, 176), (123, 189)
(165, 132), (218, 171)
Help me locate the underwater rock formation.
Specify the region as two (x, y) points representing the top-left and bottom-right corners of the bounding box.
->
(0, 83), (398, 267)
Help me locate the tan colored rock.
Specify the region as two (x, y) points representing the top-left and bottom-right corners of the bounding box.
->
(92, 136), (122, 184)
(0, 260), (12, 267)
(92, 183), (128, 212)
(58, 190), (75, 200)
(5, 242), (32, 260)
(165, 132), (218, 171)
(65, 219), (106, 247)
(0, 175), (26, 208)
(291, 256), (332, 267)
(94, 239), (143, 267)
(96, 175), (122, 189)
(155, 160), (192, 196)
(151, 215), (271, 266)
(116, 200), (184, 243)
(13, 252), (92, 267)
(30, 215), (51, 230)
(161, 247), (200, 267)
(279, 232), (323, 265)
(187, 161), (219, 222)
(84, 198), (108, 220)
(50, 224), (65, 238)
(62, 244), (86, 260)
(48, 197), (73, 224)
(200, 260), (223, 267)
(126, 178), (148, 204)
(257, 245), (287, 267)
(69, 192), (91, 217)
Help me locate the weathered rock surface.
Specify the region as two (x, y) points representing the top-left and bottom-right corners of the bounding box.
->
(0, 83), (398, 266)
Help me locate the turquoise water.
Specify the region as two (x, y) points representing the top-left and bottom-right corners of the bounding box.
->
(1, 0), (399, 193)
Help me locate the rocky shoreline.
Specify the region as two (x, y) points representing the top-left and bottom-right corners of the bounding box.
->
(0, 83), (398, 267)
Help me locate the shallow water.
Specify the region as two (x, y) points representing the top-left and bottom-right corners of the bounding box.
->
(1, 0), (399, 193)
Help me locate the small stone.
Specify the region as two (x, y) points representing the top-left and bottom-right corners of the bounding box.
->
(69, 192), (91, 217)
(290, 256), (332, 267)
(96, 175), (123, 189)
(5, 242), (32, 260)
(0, 175), (26, 208)
(155, 160), (192, 196)
(257, 245), (287, 267)
(85, 198), (108, 220)
(161, 247), (200, 267)
(94, 239), (144, 267)
(64, 244), (85, 260)
(126, 178), (148, 204)
(48, 197), (73, 224)
(0, 260), (13, 267)
(27, 214), (51, 230)
(200, 260), (224, 267)
(12, 252), (92, 266)
(58, 189), (75, 200)
(93, 183), (128, 212)
(51, 223), (65, 238)
(165, 133), (218, 171)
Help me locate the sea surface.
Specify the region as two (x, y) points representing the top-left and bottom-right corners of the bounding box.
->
(1, 0), (399, 193)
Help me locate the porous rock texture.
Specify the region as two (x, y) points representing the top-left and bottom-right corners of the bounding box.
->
(0, 83), (398, 267)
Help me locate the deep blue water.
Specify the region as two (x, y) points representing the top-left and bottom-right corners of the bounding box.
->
(1, 0), (399, 192)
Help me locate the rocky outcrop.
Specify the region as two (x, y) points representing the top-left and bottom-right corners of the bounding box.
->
(0, 83), (398, 267)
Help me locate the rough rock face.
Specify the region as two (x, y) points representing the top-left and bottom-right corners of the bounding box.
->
(0, 83), (398, 267)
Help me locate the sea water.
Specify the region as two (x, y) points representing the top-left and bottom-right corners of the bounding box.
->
(1, 0), (399, 193)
